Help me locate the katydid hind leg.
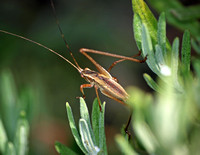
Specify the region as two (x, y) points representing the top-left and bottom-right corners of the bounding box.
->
(101, 88), (132, 139)
(80, 48), (147, 73)
(124, 113), (132, 141)
(107, 50), (147, 72)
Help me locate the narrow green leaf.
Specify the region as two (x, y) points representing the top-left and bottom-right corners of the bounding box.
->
(155, 44), (165, 65)
(55, 141), (78, 155)
(0, 70), (16, 107)
(66, 102), (87, 154)
(170, 5), (200, 21)
(92, 99), (107, 154)
(17, 86), (37, 122)
(102, 103), (107, 155)
(133, 13), (142, 50)
(134, 122), (158, 154)
(0, 70), (18, 138)
(181, 30), (191, 73)
(193, 59), (200, 78)
(147, 0), (182, 13)
(79, 98), (96, 145)
(155, 45), (172, 76)
(142, 24), (160, 75)
(143, 73), (161, 92)
(191, 38), (200, 54)
(132, 0), (171, 52)
(132, 0), (158, 46)
(157, 12), (166, 57)
(148, 0), (200, 42)
(14, 111), (29, 155)
(0, 118), (8, 153)
(5, 142), (16, 155)
(171, 38), (179, 76)
(79, 119), (100, 155)
(115, 135), (138, 155)
(171, 38), (182, 91)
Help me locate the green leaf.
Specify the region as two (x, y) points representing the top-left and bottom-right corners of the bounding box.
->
(143, 73), (161, 92)
(171, 38), (179, 76)
(115, 135), (138, 155)
(17, 86), (37, 122)
(193, 59), (200, 78)
(79, 119), (100, 155)
(148, 0), (200, 41)
(191, 38), (200, 54)
(92, 99), (107, 154)
(149, 0), (182, 11)
(0, 118), (8, 153)
(170, 5), (200, 21)
(157, 12), (166, 57)
(155, 45), (172, 76)
(141, 24), (160, 75)
(5, 142), (16, 155)
(0, 70), (16, 107)
(55, 141), (78, 155)
(133, 13), (142, 50)
(0, 70), (18, 139)
(127, 87), (153, 114)
(181, 30), (191, 74)
(155, 44), (165, 66)
(14, 111), (29, 155)
(132, 0), (171, 52)
(132, 0), (158, 46)
(134, 122), (158, 154)
(66, 102), (87, 154)
(80, 98), (96, 145)
(171, 37), (183, 91)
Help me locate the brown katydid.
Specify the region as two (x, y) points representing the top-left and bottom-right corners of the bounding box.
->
(0, 0), (147, 138)
(0, 29), (146, 111)
(49, 0), (147, 111)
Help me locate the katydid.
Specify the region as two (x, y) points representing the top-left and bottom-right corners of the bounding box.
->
(0, 29), (146, 111)
(49, 0), (147, 111)
(0, 0), (147, 138)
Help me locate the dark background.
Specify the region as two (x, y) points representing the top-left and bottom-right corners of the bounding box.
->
(0, 0), (186, 154)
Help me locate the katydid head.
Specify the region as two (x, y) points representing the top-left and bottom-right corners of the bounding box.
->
(80, 68), (98, 83)
(81, 68), (99, 76)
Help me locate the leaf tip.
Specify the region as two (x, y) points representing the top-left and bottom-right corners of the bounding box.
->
(66, 102), (69, 107)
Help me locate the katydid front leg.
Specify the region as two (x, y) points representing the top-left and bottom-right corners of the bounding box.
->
(80, 83), (102, 111)
(80, 84), (94, 99)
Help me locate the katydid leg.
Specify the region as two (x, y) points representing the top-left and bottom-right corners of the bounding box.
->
(80, 48), (146, 63)
(124, 113), (132, 141)
(94, 85), (102, 111)
(80, 84), (93, 99)
(107, 50), (143, 72)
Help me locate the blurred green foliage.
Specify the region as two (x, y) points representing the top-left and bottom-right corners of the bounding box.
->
(133, 0), (192, 93)
(1, 0), (200, 154)
(114, 0), (200, 154)
(147, 0), (200, 53)
(0, 70), (33, 155)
